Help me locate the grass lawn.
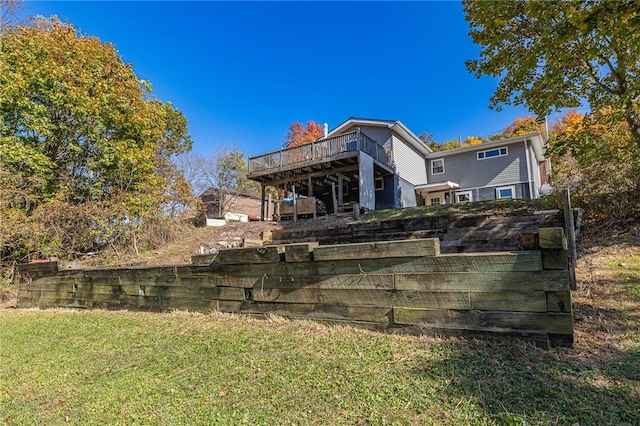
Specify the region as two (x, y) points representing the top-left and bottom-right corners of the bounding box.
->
(1, 244), (639, 425)
(360, 199), (551, 223)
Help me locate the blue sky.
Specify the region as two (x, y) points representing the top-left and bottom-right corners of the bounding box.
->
(21, 1), (535, 157)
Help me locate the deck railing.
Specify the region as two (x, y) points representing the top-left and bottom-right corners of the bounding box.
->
(248, 131), (393, 175)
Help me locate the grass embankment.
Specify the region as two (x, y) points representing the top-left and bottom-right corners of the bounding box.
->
(360, 199), (551, 222)
(2, 243), (639, 425)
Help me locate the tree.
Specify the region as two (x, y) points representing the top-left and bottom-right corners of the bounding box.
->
(285, 120), (324, 148)
(491, 115), (545, 140)
(548, 108), (640, 230)
(0, 17), (193, 260)
(419, 131), (442, 152)
(0, 17), (191, 205)
(202, 149), (259, 218)
(464, 0), (640, 147)
(0, 0), (22, 33)
(436, 136), (487, 151)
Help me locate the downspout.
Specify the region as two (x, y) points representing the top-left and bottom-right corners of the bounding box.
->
(524, 139), (534, 199)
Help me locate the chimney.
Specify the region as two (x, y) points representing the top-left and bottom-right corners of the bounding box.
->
(323, 122), (328, 139)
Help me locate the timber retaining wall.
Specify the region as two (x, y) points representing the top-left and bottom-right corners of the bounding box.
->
(17, 227), (573, 347)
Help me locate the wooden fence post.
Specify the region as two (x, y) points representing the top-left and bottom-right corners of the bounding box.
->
(563, 189), (577, 290)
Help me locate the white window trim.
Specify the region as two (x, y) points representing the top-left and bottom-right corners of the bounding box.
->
(477, 146), (508, 160)
(455, 191), (473, 203)
(431, 159), (445, 175)
(496, 185), (516, 199)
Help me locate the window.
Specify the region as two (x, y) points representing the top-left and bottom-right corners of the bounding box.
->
(430, 197), (441, 205)
(375, 177), (384, 191)
(496, 186), (515, 199)
(477, 147), (508, 160)
(431, 159), (444, 174)
(455, 191), (472, 203)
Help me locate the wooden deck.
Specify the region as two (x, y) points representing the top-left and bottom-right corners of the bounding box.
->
(248, 131), (393, 180)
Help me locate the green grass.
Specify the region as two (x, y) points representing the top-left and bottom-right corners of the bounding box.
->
(611, 252), (640, 303)
(1, 308), (638, 426)
(360, 198), (553, 223)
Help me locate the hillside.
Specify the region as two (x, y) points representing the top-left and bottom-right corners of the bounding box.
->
(98, 199), (553, 267)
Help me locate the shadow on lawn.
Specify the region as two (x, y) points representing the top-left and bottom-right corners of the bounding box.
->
(412, 341), (639, 425)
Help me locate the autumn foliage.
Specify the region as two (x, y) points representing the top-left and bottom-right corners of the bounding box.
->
(498, 115), (544, 138)
(0, 17), (194, 261)
(285, 121), (324, 148)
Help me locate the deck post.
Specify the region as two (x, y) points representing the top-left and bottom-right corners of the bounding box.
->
(332, 182), (338, 215)
(338, 173), (344, 205)
(293, 184), (298, 222)
(260, 184), (266, 221)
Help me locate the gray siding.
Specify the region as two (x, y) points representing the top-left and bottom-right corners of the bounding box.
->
(428, 142), (529, 189)
(340, 125), (393, 149)
(474, 183), (528, 201)
(392, 135), (428, 185)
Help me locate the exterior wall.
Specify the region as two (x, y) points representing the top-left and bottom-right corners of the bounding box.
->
(428, 141), (538, 201)
(358, 152), (376, 210)
(428, 142), (528, 188)
(339, 125), (393, 150)
(203, 193), (265, 219)
(539, 160), (548, 186)
(375, 175), (396, 210)
(425, 191), (449, 205)
(391, 135), (428, 185)
(474, 183), (529, 202)
(397, 176), (418, 208)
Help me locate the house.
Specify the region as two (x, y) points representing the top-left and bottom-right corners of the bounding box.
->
(200, 189), (274, 223)
(247, 117), (549, 220)
(417, 133), (549, 205)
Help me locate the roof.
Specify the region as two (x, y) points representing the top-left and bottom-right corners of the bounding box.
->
(426, 132), (546, 162)
(200, 188), (261, 200)
(328, 117), (433, 156)
(415, 181), (460, 192)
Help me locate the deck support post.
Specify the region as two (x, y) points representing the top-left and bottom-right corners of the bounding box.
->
(260, 184), (266, 221)
(332, 182), (338, 215)
(292, 184), (297, 222)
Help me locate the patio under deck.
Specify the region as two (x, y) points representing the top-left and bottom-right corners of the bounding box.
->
(248, 130), (395, 220)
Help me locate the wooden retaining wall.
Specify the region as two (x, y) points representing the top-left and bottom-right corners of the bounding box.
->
(17, 227), (573, 348)
(267, 211), (565, 253)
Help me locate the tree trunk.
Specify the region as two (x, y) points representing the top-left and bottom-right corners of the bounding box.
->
(218, 192), (224, 218)
(624, 108), (640, 149)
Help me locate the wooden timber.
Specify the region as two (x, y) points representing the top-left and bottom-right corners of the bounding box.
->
(268, 212), (565, 254)
(16, 232), (573, 347)
(313, 239), (440, 261)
